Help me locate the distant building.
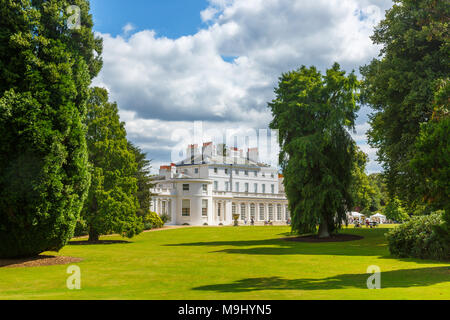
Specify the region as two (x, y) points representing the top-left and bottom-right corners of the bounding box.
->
(150, 142), (289, 226)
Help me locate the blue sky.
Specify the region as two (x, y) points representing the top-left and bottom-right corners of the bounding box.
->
(91, 0), (209, 38)
(89, 0), (394, 174)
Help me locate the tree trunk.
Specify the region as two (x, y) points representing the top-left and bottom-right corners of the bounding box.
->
(88, 227), (99, 242)
(318, 219), (330, 238)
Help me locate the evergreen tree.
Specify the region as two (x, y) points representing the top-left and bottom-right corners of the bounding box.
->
(269, 63), (359, 238)
(361, 0), (449, 209)
(128, 142), (154, 217)
(83, 87), (143, 242)
(0, 0), (102, 258)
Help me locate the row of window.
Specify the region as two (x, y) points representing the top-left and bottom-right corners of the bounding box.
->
(214, 181), (275, 194)
(232, 203), (290, 221)
(213, 167), (275, 178)
(180, 167), (274, 177)
(181, 200), (290, 221)
(182, 183), (276, 194)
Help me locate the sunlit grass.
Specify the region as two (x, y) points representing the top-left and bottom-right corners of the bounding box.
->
(0, 226), (448, 300)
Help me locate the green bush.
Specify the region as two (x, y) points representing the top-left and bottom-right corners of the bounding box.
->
(143, 211), (164, 230)
(160, 213), (171, 224)
(386, 212), (449, 261)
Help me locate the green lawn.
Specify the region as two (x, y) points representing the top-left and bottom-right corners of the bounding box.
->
(0, 226), (448, 300)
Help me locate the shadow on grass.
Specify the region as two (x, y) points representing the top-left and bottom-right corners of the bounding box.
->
(68, 240), (131, 246)
(164, 228), (449, 264)
(164, 237), (387, 257)
(193, 267), (450, 293)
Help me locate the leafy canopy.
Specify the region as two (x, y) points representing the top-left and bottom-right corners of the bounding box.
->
(269, 63), (360, 237)
(0, 0), (102, 258)
(83, 87), (143, 241)
(361, 0), (449, 210)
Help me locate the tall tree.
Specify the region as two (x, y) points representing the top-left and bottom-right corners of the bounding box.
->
(360, 0), (449, 210)
(368, 173), (388, 208)
(0, 0), (102, 258)
(410, 80), (449, 243)
(350, 148), (377, 214)
(410, 80), (449, 213)
(83, 87), (143, 242)
(269, 63), (360, 238)
(128, 142), (154, 217)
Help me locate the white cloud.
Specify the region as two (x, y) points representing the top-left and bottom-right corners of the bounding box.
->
(200, 7), (219, 22)
(93, 0), (393, 173)
(122, 23), (136, 35)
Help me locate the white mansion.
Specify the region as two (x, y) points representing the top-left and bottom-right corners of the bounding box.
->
(150, 142), (290, 226)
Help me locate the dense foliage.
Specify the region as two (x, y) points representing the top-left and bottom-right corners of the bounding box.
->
(82, 87), (143, 241)
(351, 148), (377, 214)
(368, 173), (388, 209)
(143, 211), (164, 230)
(384, 198), (410, 222)
(361, 0), (449, 210)
(386, 212), (449, 261)
(159, 213), (172, 224)
(269, 63), (359, 238)
(128, 142), (154, 218)
(0, 0), (102, 258)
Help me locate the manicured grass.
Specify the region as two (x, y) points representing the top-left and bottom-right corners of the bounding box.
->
(0, 226), (448, 300)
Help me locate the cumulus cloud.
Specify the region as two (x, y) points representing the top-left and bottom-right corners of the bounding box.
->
(93, 0), (393, 172)
(122, 22), (136, 35)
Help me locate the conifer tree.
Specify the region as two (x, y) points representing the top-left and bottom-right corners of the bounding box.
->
(0, 0), (102, 257)
(269, 63), (359, 238)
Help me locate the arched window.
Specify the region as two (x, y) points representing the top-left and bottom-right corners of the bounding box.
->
(250, 204), (256, 219)
(285, 205), (290, 220)
(268, 204), (274, 221)
(259, 204), (265, 221)
(232, 203), (237, 216)
(277, 204), (282, 221)
(240, 203), (246, 220)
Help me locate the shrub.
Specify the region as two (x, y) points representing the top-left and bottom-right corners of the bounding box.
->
(434, 210), (450, 249)
(386, 212), (449, 261)
(160, 213), (171, 224)
(143, 211), (164, 230)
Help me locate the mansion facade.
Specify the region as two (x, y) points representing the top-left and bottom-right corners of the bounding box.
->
(150, 142), (290, 226)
